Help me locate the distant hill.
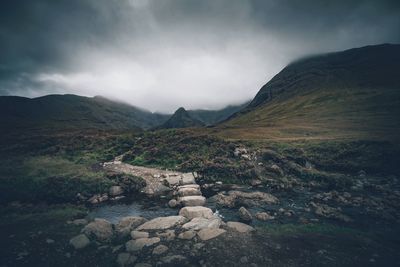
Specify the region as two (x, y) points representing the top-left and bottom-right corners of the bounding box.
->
(0, 94), (169, 132)
(158, 107), (205, 129)
(220, 44), (400, 140)
(187, 101), (250, 126)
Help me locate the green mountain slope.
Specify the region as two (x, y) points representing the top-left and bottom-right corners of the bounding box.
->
(158, 107), (205, 129)
(0, 94), (169, 131)
(220, 44), (400, 140)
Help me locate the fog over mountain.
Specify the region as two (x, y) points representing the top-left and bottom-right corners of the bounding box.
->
(1, 0), (399, 112)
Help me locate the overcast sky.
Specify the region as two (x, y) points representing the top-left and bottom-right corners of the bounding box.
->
(1, 0), (399, 113)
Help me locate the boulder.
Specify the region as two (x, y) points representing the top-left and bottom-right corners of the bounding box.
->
(239, 207), (252, 222)
(182, 217), (221, 231)
(177, 187), (202, 197)
(82, 219), (113, 241)
(131, 231), (149, 239)
(109, 186), (124, 197)
(179, 196), (206, 207)
(226, 222), (255, 233)
(255, 212), (275, 221)
(126, 237), (160, 252)
(117, 253), (137, 267)
(179, 206), (213, 220)
(178, 230), (196, 240)
(152, 244), (169, 255)
(69, 234), (90, 249)
(197, 228), (226, 241)
(116, 216), (147, 236)
(136, 216), (187, 231)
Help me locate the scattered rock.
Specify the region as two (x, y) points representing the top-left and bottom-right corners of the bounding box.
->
(239, 207), (253, 222)
(72, 219), (88, 226)
(82, 218), (113, 241)
(136, 216), (187, 231)
(69, 234), (90, 249)
(109, 186), (124, 197)
(161, 255), (188, 265)
(211, 191), (278, 208)
(226, 221), (255, 233)
(117, 253), (137, 267)
(182, 217), (222, 231)
(116, 216), (147, 237)
(126, 237), (160, 252)
(179, 206), (214, 220)
(131, 231), (149, 239)
(156, 229), (176, 241)
(178, 187), (202, 197)
(178, 230), (196, 240)
(310, 202), (352, 222)
(152, 244), (169, 255)
(168, 199), (178, 208)
(250, 179), (262, 187)
(255, 212), (274, 221)
(179, 196), (206, 206)
(197, 228), (226, 241)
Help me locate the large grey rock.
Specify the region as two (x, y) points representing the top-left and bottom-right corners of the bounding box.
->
(126, 237), (160, 252)
(69, 234), (90, 249)
(109, 186), (124, 197)
(116, 216), (147, 236)
(182, 217), (221, 231)
(177, 187), (201, 197)
(179, 196), (206, 206)
(239, 207), (253, 222)
(226, 221), (255, 233)
(82, 219), (113, 241)
(197, 228), (226, 241)
(136, 216), (187, 231)
(179, 206), (213, 220)
(131, 231), (149, 239)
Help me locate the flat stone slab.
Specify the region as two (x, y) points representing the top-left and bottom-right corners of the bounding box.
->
(178, 187), (202, 197)
(197, 228), (226, 241)
(182, 217), (221, 231)
(226, 221), (255, 233)
(181, 173), (196, 185)
(136, 216), (187, 231)
(179, 196), (206, 206)
(126, 237), (160, 252)
(178, 184), (200, 190)
(179, 206), (214, 220)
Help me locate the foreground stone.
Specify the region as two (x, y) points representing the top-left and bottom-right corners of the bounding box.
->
(126, 237), (160, 252)
(197, 228), (226, 241)
(177, 187), (202, 197)
(179, 196), (206, 207)
(179, 206), (214, 220)
(182, 217), (221, 231)
(227, 222), (255, 233)
(239, 207), (253, 222)
(69, 234), (90, 249)
(131, 231), (149, 239)
(116, 217), (147, 237)
(82, 219), (113, 241)
(136, 216), (187, 231)
(117, 253), (137, 267)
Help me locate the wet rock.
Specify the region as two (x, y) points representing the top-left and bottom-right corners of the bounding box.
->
(239, 207), (252, 222)
(255, 212), (274, 221)
(178, 230), (196, 240)
(109, 186), (124, 197)
(117, 253), (137, 267)
(131, 231), (149, 239)
(168, 199), (178, 208)
(156, 230), (175, 241)
(211, 191), (278, 208)
(116, 216), (147, 237)
(69, 234), (90, 249)
(136, 216), (187, 231)
(82, 218), (113, 241)
(182, 217), (222, 231)
(197, 228), (226, 241)
(226, 221), (255, 233)
(152, 244), (169, 255)
(179, 206), (214, 220)
(126, 237), (160, 252)
(179, 196), (206, 207)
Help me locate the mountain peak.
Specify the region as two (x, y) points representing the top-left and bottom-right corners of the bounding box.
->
(158, 107), (204, 129)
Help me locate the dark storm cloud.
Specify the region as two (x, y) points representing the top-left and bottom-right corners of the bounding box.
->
(0, 0), (399, 112)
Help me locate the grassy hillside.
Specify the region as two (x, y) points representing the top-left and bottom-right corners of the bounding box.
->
(0, 94), (169, 131)
(219, 44), (400, 140)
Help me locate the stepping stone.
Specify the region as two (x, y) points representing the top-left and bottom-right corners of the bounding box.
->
(136, 216), (187, 231)
(177, 184), (200, 190)
(179, 196), (206, 206)
(179, 206), (213, 220)
(177, 187), (202, 197)
(182, 217), (221, 231)
(197, 228), (226, 241)
(181, 173), (196, 185)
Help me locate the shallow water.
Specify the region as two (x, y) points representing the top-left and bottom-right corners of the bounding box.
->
(88, 201), (177, 224)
